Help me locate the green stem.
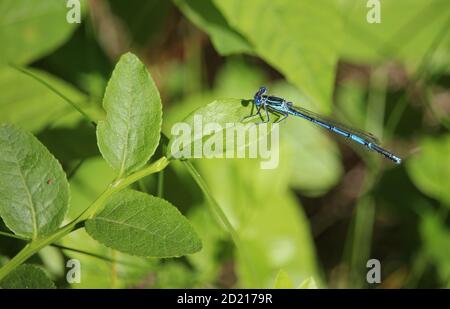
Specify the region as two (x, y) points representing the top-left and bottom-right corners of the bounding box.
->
(349, 197), (375, 288)
(386, 16), (450, 135)
(8, 64), (96, 124)
(157, 170), (164, 198)
(0, 231), (140, 268)
(0, 157), (169, 281)
(182, 160), (240, 245)
(0, 231), (29, 241)
(182, 160), (257, 284)
(0, 222), (77, 281)
(52, 244), (143, 268)
(78, 157), (169, 220)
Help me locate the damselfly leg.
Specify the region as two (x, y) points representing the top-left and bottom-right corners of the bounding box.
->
(274, 110), (288, 123)
(241, 103), (264, 122)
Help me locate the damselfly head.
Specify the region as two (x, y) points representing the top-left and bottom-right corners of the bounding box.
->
(254, 86), (267, 106)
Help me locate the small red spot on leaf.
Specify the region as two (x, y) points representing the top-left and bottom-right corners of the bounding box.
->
(47, 179), (53, 185)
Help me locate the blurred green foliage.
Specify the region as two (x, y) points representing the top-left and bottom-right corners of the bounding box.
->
(0, 0), (80, 66)
(0, 0), (449, 288)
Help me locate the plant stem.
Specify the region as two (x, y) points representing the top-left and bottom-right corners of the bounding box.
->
(52, 244), (144, 268)
(8, 64), (96, 124)
(0, 157), (169, 281)
(0, 222), (77, 281)
(386, 16), (450, 135)
(0, 232), (141, 268)
(0, 231), (29, 241)
(182, 160), (240, 245)
(79, 157), (169, 220)
(157, 170), (164, 198)
(182, 160), (258, 285)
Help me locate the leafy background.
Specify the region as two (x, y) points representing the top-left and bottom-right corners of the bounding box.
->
(0, 0), (449, 288)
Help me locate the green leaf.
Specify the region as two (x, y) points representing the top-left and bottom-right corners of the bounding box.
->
(63, 157), (156, 288)
(213, 0), (342, 113)
(162, 59), (266, 136)
(0, 124), (69, 239)
(297, 277), (318, 289)
(62, 228), (158, 288)
(197, 159), (319, 287)
(406, 134), (450, 206)
(0, 0), (79, 66)
(274, 270), (294, 288)
(175, 0), (253, 55)
(276, 271), (318, 289)
(420, 213), (450, 282)
(167, 98), (274, 160)
(339, 0), (450, 67)
(97, 53), (162, 178)
(0, 67), (90, 133)
(0, 264), (55, 289)
(235, 192), (319, 287)
(85, 190), (202, 257)
(213, 60), (266, 98)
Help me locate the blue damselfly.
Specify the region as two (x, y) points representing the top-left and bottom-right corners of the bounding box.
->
(243, 87), (401, 164)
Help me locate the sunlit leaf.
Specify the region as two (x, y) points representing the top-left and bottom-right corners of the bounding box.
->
(163, 59), (266, 136)
(214, 60), (266, 98)
(197, 158), (319, 288)
(175, 0), (253, 55)
(97, 52), (162, 178)
(420, 213), (450, 283)
(0, 67), (91, 133)
(339, 0), (450, 68)
(214, 0), (342, 113)
(0, 124), (69, 239)
(167, 98), (275, 160)
(274, 270), (294, 288)
(63, 157), (155, 288)
(86, 190), (202, 257)
(406, 134), (450, 206)
(297, 277), (318, 289)
(0, 0), (80, 66)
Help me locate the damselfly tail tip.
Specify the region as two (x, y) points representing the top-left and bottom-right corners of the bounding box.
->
(392, 155), (402, 165)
